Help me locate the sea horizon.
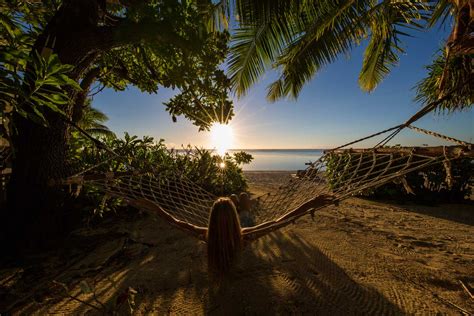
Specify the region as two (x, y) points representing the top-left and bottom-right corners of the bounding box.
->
(229, 148), (324, 171)
(174, 148), (329, 151)
(173, 148), (324, 171)
(228, 148), (328, 151)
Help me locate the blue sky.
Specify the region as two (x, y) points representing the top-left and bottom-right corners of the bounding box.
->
(93, 25), (473, 149)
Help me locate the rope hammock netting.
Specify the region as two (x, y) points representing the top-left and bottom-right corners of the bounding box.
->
(58, 112), (473, 242)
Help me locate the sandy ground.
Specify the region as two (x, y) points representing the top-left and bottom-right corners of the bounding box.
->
(1, 171), (473, 315)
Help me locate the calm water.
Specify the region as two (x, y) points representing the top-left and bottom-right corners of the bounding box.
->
(229, 149), (324, 171)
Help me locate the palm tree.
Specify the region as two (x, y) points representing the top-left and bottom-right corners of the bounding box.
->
(415, 0), (473, 112)
(226, 0), (472, 110)
(415, 47), (472, 112)
(78, 99), (115, 138)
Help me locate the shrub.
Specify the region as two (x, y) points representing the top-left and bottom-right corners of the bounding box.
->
(324, 151), (472, 202)
(68, 132), (253, 216)
(365, 158), (473, 201)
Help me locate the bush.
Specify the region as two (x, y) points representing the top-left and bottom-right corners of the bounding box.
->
(365, 158), (473, 202)
(324, 151), (473, 202)
(69, 132), (253, 216)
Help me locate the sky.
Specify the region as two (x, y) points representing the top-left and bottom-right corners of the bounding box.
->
(93, 25), (473, 150)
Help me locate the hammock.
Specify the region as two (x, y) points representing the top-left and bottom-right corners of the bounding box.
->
(52, 93), (472, 240)
(59, 120), (472, 241)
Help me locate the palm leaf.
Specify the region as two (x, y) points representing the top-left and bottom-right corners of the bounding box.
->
(415, 49), (473, 112)
(358, 1), (428, 92)
(228, 17), (295, 97)
(85, 127), (116, 138)
(78, 104), (116, 138)
(267, 0), (371, 100)
(429, 0), (452, 27)
(230, 0), (431, 100)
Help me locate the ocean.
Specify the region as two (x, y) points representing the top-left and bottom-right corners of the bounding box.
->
(228, 149), (325, 171)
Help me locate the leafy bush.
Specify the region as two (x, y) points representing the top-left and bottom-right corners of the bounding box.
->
(365, 158), (473, 202)
(324, 152), (473, 202)
(69, 132), (253, 215)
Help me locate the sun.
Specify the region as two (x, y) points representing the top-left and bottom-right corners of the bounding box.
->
(210, 123), (233, 156)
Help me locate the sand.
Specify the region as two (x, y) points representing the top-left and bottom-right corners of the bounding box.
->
(1, 171), (473, 315)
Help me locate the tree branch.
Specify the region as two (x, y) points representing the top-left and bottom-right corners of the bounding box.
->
(56, 19), (192, 79)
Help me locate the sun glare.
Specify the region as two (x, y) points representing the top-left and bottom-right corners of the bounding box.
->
(210, 123), (233, 156)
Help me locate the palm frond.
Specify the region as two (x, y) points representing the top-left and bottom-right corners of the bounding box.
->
(266, 78), (288, 103)
(78, 105), (116, 138)
(228, 17), (295, 97)
(359, 1), (428, 92)
(267, 0), (371, 100)
(196, 0), (230, 32)
(428, 0), (452, 27)
(85, 126), (116, 138)
(230, 0), (431, 100)
(235, 0), (297, 25)
(415, 49), (473, 112)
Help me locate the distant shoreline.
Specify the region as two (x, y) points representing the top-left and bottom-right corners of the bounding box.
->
(174, 148), (327, 152)
(227, 149), (326, 151)
(244, 170), (296, 173)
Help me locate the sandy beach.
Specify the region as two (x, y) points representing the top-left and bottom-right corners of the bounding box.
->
(1, 171), (473, 315)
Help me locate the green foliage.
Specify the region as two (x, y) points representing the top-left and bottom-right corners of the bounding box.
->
(1, 0), (234, 132)
(0, 2), (80, 128)
(414, 49), (473, 112)
(228, 0), (430, 100)
(170, 147), (252, 196)
(367, 158), (473, 202)
(324, 152), (354, 191)
(232, 151), (253, 164)
(69, 132), (253, 216)
(93, 2), (234, 131)
(164, 68), (233, 130)
(78, 100), (115, 138)
(428, 0), (453, 28)
(1, 1), (59, 29)
(324, 152), (473, 202)
(358, 1), (426, 92)
(17, 53), (79, 124)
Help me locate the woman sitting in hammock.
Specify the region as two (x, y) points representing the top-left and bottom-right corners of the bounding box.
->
(133, 194), (333, 277)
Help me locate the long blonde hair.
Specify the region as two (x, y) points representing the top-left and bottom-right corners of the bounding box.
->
(207, 198), (242, 279)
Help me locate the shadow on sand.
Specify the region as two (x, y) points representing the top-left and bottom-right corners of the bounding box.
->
(4, 215), (405, 315)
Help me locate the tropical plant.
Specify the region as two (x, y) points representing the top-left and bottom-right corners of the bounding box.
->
(364, 158), (473, 202)
(414, 48), (473, 113)
(412, 1), (473, 112)
(0, 51), (80, 124)
(0, 0), (234, 246)
(0, 2), (79, 126)
(77, 100), (115, 138)
(227, 0), (430, 100)
(324, 152), (473, 202)
(69, 132), (253, 216)
(226, 0), (472, 110)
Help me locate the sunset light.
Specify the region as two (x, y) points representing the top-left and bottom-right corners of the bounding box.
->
(210, 123), (233, 156)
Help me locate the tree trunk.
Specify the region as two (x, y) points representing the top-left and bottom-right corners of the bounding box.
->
(3, 0), (101, 252)
(6, 116), (72, 250)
